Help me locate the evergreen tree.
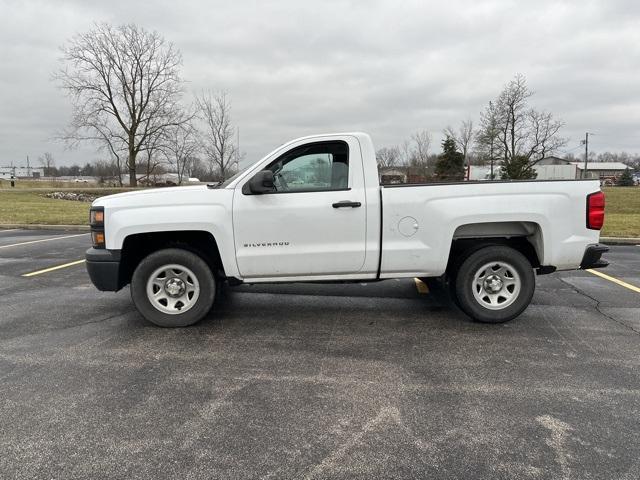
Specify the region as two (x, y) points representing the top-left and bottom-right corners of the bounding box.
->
(435, 137), (465, 181)
(617, 168), (634, 186)
(501, 155), (538, 180)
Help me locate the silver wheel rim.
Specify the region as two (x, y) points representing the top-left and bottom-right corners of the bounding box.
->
(146, 264), (200, 315)
(472, 261), (521, 310)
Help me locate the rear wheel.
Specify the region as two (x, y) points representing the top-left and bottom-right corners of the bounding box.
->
(130, 248), (216, 327)
(453, 246), (534, 323)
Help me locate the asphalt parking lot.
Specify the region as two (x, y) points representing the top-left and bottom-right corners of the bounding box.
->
(1, 229), (639, 479)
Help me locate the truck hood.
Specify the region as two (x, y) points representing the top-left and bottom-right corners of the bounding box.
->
(92, 185), (227, 209)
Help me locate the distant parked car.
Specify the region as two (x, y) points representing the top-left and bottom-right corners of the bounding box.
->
(633, 173), (640, 186)
(74, 178), (89, 183)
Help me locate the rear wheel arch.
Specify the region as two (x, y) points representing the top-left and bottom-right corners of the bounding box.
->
(446, 222), (544, 278)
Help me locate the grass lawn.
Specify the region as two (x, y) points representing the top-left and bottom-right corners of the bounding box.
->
(1, 185), (638, 237)
(0, 189), (132, 225)
(601, 187), (640, 237)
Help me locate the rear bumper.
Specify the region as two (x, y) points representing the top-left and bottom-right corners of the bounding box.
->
(86, 248), (122, 291)
(580, 243), (609, 270)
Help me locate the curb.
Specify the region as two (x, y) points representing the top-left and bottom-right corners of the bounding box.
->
(600, 237), (640, 245)
(0, 224), (90, 232)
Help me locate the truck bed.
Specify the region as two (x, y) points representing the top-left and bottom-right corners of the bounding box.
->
(378, 179), (602, 277)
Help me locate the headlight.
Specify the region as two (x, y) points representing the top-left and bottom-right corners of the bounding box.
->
(89, 207), (105, 248)
(90, 208), (104, 226)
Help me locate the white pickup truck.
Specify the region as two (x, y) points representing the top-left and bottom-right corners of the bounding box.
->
(86, 132), (608, 327)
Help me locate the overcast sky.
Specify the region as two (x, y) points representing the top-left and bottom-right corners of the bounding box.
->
(1, 0), (639, 167)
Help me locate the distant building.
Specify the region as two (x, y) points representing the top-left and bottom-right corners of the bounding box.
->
(0, 166), (45, 179)
(570, 161), (629, 178)
(534, 158), (629, 181)
(536, 156), (569, 166)
(465, 158), (631, 182)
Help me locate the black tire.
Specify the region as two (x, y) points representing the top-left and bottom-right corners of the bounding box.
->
(453, 246), (534, 323)
(130, 248), (216, 327)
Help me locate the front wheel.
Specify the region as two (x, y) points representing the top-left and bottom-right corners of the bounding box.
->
(130, 248), (216, 327)
(453, 246), (535, 323)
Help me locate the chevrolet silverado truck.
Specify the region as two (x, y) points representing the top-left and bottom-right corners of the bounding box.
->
(86, 132), (608, 327)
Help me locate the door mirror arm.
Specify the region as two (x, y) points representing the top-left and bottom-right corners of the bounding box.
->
(242, 170), (276, 195)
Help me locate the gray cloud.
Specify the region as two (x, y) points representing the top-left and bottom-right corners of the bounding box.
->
(1, 0), (639, 167)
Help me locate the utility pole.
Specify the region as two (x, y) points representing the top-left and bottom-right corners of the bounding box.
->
(237, 127), (240, 166)
(489, 138), (494, 180)
(580, 132), (596, 179)
(582, 132), (589, 179)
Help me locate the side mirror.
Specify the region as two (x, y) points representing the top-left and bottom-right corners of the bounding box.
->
(244, 170), (275, 194)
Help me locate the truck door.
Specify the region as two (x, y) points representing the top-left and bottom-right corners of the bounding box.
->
(233, 137), (367, 278)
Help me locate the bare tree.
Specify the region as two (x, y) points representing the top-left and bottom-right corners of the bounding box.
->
(162, 123), (200, 184)
(38, 152), (56, 176)
(55, 23), (186, 186)
(186, 157), (210, 181)
(196, 91), (238, 181)
(139, 124), (169, 185)
(443, 126), (456, 143)
(496, 74), (532, 167)
(141, 143), (164, 185)
(376, 146), (401, 168)
(375, 130), (433, 181)
(526, 110), (566, 161)
(409, 130), (432, 167)
(445, 120), (474, 163)
(479, 74), (566, 179)
(458, 119), (474, 163)
(59, 111), (127, 184)
(93, 159), (121, 185)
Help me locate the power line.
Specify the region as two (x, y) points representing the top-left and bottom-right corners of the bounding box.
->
(581, 133), (640, 139)
(558, 144), (583, 154)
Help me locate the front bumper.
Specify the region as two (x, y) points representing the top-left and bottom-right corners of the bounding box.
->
(580, 243), (609, 270)
(86, 248), (122, 291)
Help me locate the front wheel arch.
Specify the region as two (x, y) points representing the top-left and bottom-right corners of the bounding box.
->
(119, 230), (224, 289)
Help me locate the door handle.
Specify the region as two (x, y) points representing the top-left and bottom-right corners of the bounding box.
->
(332, 201), (361, 208)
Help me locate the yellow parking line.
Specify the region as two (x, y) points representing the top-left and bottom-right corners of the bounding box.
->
(0, 233), (88, 249)
(414, 278), (430, 294)
(586, 269), (640, 294)
(23, 259), (86, 277)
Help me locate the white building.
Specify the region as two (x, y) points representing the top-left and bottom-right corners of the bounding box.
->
(466, 158), (631, 182)
(0, 166), (45, 178)
(570, 162), (629, 178)
(536, 160), (629, 181)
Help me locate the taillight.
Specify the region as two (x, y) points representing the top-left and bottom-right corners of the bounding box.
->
(587, 191), (605, 230)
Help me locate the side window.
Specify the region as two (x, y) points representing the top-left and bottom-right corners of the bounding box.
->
(267, 141), (349, 192)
